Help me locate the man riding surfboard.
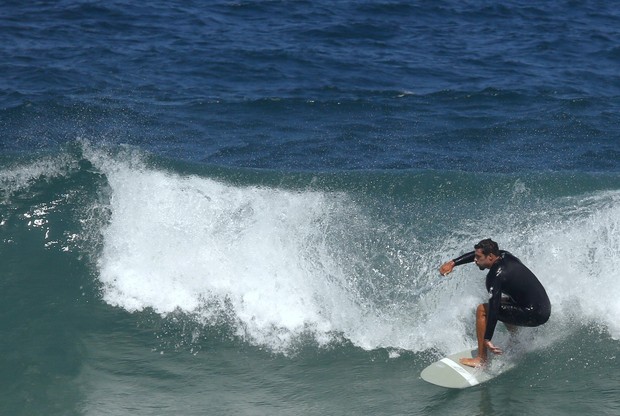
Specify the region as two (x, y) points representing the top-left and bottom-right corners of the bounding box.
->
(439, 239), (551, 367)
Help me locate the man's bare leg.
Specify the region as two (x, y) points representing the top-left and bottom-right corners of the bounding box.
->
(460, 303), (488, 367)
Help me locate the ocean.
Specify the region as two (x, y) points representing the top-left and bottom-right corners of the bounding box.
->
(1, 1), (619, 415)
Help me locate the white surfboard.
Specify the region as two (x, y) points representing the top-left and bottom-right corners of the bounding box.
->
(420, 349), (515, 389)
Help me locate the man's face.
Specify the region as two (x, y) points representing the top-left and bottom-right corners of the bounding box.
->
(474, 248), (495, 270)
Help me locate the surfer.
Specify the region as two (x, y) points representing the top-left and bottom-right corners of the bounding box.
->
(439, 239), (551, 367)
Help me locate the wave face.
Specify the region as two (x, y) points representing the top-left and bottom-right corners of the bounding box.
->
(4, 144), (618, 359)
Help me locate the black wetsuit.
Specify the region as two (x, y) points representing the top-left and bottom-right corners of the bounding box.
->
(453, 250), (551, 341)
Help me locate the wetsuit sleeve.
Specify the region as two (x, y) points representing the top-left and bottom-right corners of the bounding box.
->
(453, 251), (475, 266)
(484, 277), (502, 341)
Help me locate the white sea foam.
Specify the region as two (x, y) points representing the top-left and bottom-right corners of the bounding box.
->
(88, 148), (369, 351)
(89, 153), (475, 354)
(524, 191), (620, 339)
(87, 148), (620, 354)
(470, 188), (620, 352)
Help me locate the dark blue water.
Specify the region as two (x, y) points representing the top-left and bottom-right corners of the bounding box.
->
(1, 1), (620, 415)
(3, 1), (620, 171)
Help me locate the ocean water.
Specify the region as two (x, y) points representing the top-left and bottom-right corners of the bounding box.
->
(1, 1), (619, 415)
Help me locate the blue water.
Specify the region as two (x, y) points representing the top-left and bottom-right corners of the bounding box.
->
(1, 1), (620, 415)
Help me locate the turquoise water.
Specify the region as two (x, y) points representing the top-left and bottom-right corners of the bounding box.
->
(2, 146), (619, 414)
(1, 1), (620, 415)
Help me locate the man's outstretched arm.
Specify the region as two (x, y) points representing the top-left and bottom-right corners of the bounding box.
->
(439, 251), (475, 275)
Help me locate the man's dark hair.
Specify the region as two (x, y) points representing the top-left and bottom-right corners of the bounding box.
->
(474, 239), (500, 256)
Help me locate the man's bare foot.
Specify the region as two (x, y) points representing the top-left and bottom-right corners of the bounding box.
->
(460, 357), (485, 368)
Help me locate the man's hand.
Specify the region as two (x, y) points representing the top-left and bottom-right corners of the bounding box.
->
(439, 260), (455, 276)
(484, 340), (503, 355)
